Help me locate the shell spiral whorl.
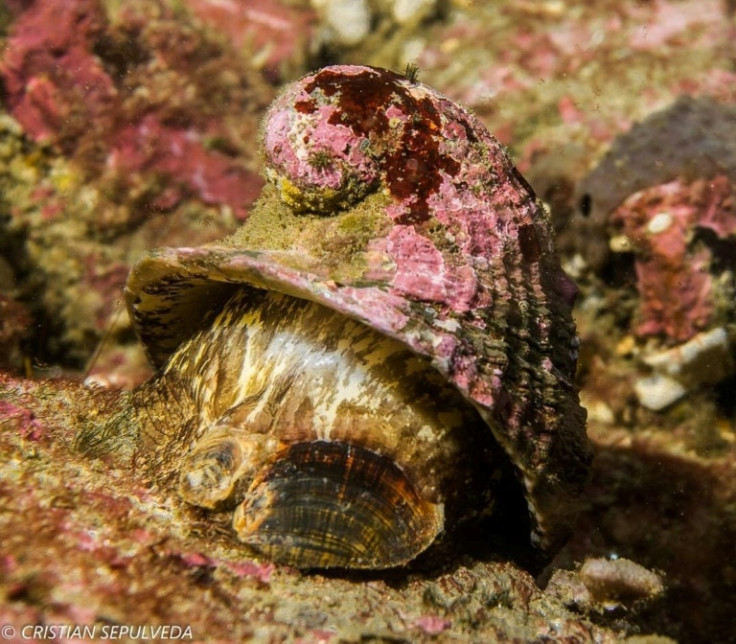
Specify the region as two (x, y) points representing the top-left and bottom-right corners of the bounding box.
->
(263, 65), (517, 227)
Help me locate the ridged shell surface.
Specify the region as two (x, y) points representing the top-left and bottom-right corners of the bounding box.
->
(126, 65), (590, 554)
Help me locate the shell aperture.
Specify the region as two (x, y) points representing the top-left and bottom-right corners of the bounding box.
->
(155, 288), (501, 568)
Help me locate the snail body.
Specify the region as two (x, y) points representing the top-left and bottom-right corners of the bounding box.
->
(169, 289), (499, 568)
(77, 65), (591, 569)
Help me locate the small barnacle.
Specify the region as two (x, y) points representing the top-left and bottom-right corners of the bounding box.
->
(307, 149), (333, 171)
(196, 212), (216, 228)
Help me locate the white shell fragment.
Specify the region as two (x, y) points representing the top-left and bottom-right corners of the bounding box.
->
(635, 327), (735, 410)
(634, 375), (687, 412)
(580, 557), (665, 604)
(392, 0), (437, 24)
(312, 0), (371, 46)
(646, 211), (673, 234)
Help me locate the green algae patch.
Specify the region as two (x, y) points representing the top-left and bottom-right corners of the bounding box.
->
(224, 183), (393, 283)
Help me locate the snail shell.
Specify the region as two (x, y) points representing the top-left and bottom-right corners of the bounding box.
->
(76, 65), (591, 569)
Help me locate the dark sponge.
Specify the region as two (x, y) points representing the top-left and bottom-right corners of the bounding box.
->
(574, 96), (736, 269)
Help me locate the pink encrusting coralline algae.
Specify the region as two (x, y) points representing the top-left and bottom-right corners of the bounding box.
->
(0, 0), (265, 219)
(611, 175), (736, 342)
(260, 65), (580, 317)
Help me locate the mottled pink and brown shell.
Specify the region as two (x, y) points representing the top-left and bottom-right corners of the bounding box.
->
(77, 65), (590, 570)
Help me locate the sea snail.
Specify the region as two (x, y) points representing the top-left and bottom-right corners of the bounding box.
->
(76, 65), (591, 570)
